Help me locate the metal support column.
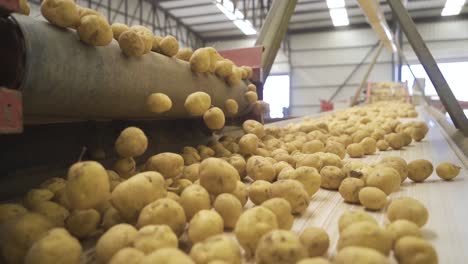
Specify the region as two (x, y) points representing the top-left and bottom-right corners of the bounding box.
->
(350, 42), (385, 106)
(255, 0), (297, 83)
(387, 0), (468, 135)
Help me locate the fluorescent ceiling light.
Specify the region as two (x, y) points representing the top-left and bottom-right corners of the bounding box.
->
(326, 0), (345, 9)
(441, 0), (465, 16)
(330, 8), (350, 26)
(216, 0), (256, 35)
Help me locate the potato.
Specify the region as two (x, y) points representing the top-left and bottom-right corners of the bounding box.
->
(65, 209), (100, 238)
(338, 177), (365, 204)
(184, 92), (211, 116)
(352, 131), (370, 143)
(24, 188), (54, 209)
(333, 246), (389, 264)
(205, 47), (220, 72)
(0, 213), (53, 263)
(407, 159), (433, 182)
(188, 210), (224, 243)
(159, 35), (179, 56)
(39, 177), (66, 194)
(248, 180), (271, 205)
(299, 227), (329, 257)
(24, 228), (81, 264)
(261, 198), (294, 230)
(111, 171), (166, 222)
(338, 221), (393, 255)
(101, 206), (123, 230)
(245, 91), (258, 103)
(109, 247), (144, 264)
(227, 67), (242, 86)
(231, 181), (248, 206)
(297, 258), (331, 264)
(133, 225), (177, 254)
(190, 48), (211, 73)
(239, 133), (259, 155)
(365, 167), (400, 195)
(95, 224), (138, 263)
(113, 157), (136, 179)
(190, 234), (241, 264)
(295, 153), (323, 170)
(111, 23), (129, 40)
(0, 203), (27, 225)
(324, 141), (346, 159)
(145, 152), (184, 179)
(255, 230), (307, 264)
(394, 236), (437, 264)
(320, 166), (346, 190)
(360, 137), (377, 155)
(358, 187), (387, 210)
(246, 155), (275, 182)
(199, 158), (239, 195)
(137, 198), (186, 236)
(386, 220), (421, 244)
(234, 207), (278, 255)
(243, 119), (265, 138)
(66, 161), (110, 210)
(41, 0), (79, 28)
(226, 155), (246, 179)
(182, 147), (201, 166)
(338, 210), (377, 233)
(240, 66), (253, 79)
(436, 162), (461, 180)
(269, 179), (309, 214)
(52, 187), (71, 209)
(197, 145), (215, 159)
(31, 201), (69, 227)
(247, 83), (257, 92)
(281, 166), (321, 196)
(115, 126), (148, 158)
(77, 14), (113, 46)
(385, 133), (404, 150)
(18, 0), (30, 15)
(224, 99), (239, 115)
(181, 164), (199, 183)
(203, 107), (225, 130)
(214, 193), (242, 229)
(146, 93), (172, 113)
(387, 197), (428, 227)
(175, 48), (193, 61)
(141, 248), (194, 264)
(76, 6), (102, 19)
(273, 161), (293, 177)
(118, 30), (145, 57)
(151, 36), (163, 52)
(346, 143), (365, 158)
(302, 140), (324, 154)
(215, 60), (234, 78)
(320, 152), (343, 168)
(130, 25), (153, 53)
(180, 184), (211, 220)
(378, 157), (408, 183)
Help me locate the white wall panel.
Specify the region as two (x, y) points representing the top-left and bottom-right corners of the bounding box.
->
(290, 28), (379, 49)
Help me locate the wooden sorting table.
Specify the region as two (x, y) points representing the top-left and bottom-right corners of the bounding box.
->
(82, 106), (467, 263)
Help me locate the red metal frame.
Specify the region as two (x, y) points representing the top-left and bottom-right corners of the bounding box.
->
(0, 0), (19, 14)
(218, 46), (263, 81)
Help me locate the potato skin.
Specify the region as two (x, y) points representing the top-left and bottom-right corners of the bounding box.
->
(190, 48), (211, 73)
(231, 181), (248, 206)
(188, 210), (224, 243)
(113, 157), (136, 179)
(23, 188), (54, 209)
(346, 143), (365, 158)
(185, 92), (212, 116)
(269, 179), (309, 214)
(109, 247), (144, 264)
(234, 207), (278, 256)
(239, 133), (259, 155)
(215, 60), (234, 78)
(147, 93), (172, 113)
(95, 224), (138, 264)
(111, 23), (129, 40)
(140, 248), (195, 264)
(245, 91), (258, 103)
(66, 161), (110, 210)
(225, 99), (239, 115)
(300, 227), (330, 257)
(394, 236), (438, 264)
(247, 155), (276, 182)
(0, 203), (27, 225)
(243, 119), (265, 138)
(41, 0), (79, 28)
(176, 48), (193, 61)
(137, 198), (186, 236)
(131, 25), (153, 54)
(365, 167), (400, 195)
(159, 35), (179, 57)
(119, 30), (145, 57)
(261, 198), (294, 230)
(338, 221), (393, 255)
(180, 184), (211, 220)
(115, 126), (148, 158)
(436, 162), (461, 180)
(25, 228), (82, 264)
(255, 230), (307, 264)
(77, 14), (113, 46)
(190, 234), (241, 264)
(1, 213), (53, 264)
(407, 159), (434, 182)
(387, 197), (429, 227)
(320, 166), (346, 190)
(31, 201), (69, 227)
(65, 209), (101, 238)
(133, 225), (178, 254)
(358, 187), (387, 210)
(145, 152), (184, 179)
(338, 210), (377, 233)
(386, 219), (421, 244)
(199, 158), (239, 195)
(333, 246), (389, 264)
(214, 193), (242, 229)
(338, 177), (365, 204)
(203, 107), (225, 130)
(112, 171), (167, 222)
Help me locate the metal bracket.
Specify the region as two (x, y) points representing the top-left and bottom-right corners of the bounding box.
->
(0, 87), (23, 134)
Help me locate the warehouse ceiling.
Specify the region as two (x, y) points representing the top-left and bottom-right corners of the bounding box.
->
(158, 0), (468, 40)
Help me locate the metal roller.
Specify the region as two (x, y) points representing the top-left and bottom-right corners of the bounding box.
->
(0, 14), (252, 123)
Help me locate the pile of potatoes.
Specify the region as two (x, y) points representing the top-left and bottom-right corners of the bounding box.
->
(0, 101), (462, 263)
